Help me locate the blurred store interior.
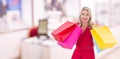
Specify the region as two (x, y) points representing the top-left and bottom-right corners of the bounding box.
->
(0, 0), (120, 59)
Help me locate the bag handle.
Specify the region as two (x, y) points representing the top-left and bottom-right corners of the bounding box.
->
(90, 21), (100, 29)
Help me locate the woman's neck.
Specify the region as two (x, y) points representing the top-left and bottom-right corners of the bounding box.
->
(81, 22), (88, 28)
(81, 22), (88, 33)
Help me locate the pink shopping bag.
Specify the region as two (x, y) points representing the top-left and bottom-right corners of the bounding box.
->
(57, 26), (82, 49)
(51, 21), (77, 42)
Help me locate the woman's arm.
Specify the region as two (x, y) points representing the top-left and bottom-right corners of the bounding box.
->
(71, 18), (81, 26)
(89, 21), (100, 28)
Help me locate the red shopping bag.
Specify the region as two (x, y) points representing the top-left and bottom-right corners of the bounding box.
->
(51, 21), (77, 42)
(57, 26), (82, 49)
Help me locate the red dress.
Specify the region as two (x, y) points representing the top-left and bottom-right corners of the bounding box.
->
(71, 26), (95, 59)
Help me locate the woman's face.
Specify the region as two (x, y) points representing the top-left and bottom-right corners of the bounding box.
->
(80, 10), (90, 23)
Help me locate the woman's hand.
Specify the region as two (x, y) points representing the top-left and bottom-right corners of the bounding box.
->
(90, 22), (100, 28)
(71, 18), (81, 26)
(71, 18), (78, 23)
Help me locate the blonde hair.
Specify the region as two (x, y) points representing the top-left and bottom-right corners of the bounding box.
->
(79, 7), (92, 29)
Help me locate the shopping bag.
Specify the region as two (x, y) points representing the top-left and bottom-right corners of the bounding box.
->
(57, 26), (82, 49)
(90, 25), (117, 50)
(51, 21), (77, 42)
(93, 38), (104, 53)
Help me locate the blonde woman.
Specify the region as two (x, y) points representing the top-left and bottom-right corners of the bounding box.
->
(72, 7), (95, 59)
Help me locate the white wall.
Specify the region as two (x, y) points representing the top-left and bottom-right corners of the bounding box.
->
(21, 0), (32, 27)
(0, 30), (28, 59)
(33, 0), (46, 26)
